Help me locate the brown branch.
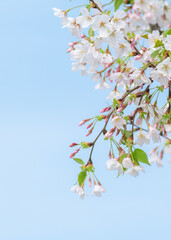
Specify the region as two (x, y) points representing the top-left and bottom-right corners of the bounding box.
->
(124, 36), (141, 55)
(119, 86), (140, 101)
(87, 111), (113, 164)
(90, 0), (102, 12)
(131, 108), (141, 140)
(138, 85), (150, 106)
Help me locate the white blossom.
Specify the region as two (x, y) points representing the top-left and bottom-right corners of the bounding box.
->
(111, 116), (126, 129)
(163, 34), (171, 51)
(149, 153), (163, 167)
(165, 124), (171, 132)
(91, 14), (112, 38)
(122, 157), (132, 169)
(111, 10), (126, 31)
(157, 58), (171, 78)
(92, 184), (106, 197)
(148, 126), (161, 143)
(135, 131), (150, 146)
(106, 158), (123, 175)
(125, 166), (145, 177)
(76, 8), (92, 28)
(71, 185), (87, 199)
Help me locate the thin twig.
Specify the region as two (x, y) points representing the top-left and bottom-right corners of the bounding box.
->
(87, 111), (113, 164)
(130, 123), (171, 141)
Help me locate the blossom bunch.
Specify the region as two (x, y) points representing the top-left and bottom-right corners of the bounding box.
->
(54, 0), (171, 198)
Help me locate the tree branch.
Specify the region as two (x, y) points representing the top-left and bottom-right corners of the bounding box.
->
(90, 0), (102, 12)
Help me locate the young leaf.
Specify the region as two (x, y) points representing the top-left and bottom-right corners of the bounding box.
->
(163, 28), (171, 37)
(119, 153), (127, 163)
(88, 27), (94, 37)
(115, 0), (123, 11)
(151, 49), (160, 59)
(86, 165), (95, 172)
(141, 34), (148, 39)
(154, 40), (163, 48)
(73, 158), (85, 165)
(106, 10), (111, 16)
(78, 170), (87, 186)
(133, 149), (151, 166)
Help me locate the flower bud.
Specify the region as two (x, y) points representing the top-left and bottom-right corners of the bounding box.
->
(86, 122), (93, 129)
(69, 143), (78, 147)
(78, 118), (91, 126)
(70, 148), (80, 158)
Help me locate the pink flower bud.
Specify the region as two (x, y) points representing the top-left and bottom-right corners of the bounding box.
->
(116, 129), (120, 136)
(104, 129), (114, 139)
(70, 148), (80, 158)
(115, 66), (120, 72)
(86, 127), (93, 136)
(105, 114), (109, 123)
(67, 48), (72, 53)
(69, 143), (78, 147)
(104, 63), (113, 69)
(117, 107), (124, 112)
(86, 122), (93, 129)
(128, 100), (132, 105)
(131, 43), (135, 50)
(68, 42), (74, 47)
(135, 55), (142, 60)
(81, 34), (85, 38)
(106, 107), (111, 112)
(131, 37), (134, 42)
(130, 79), (133, 84)
(105, 69), (111, 78)
(100, 108), (106, 113)
(78, 119), (90, 126)
(89, 177), (92, 188)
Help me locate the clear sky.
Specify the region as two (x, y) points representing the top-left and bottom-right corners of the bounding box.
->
(0, 0), (170, 239)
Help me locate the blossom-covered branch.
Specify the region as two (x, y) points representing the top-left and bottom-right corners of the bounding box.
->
(54, 0), (171, 198)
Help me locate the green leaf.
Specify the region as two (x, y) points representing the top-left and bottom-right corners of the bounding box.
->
(141, 34), (148, 39)
(163, 28), (171, 37)
(86, 165), (95, 172)
(133, 149), (151, 166)
(88, 27), (94, 37)
(154, 40), (163, 48)
(151, 49), (160, 59)
(100, 48), (105, 53)
(106, 10), (111, 16)
(78, 170), (87, 186)
(73, 158), (85, 165)
(115, 0), (123, 11)
(81, 142), (90, 149)
(120, 129), (132, 138)
(119, 153), (127, 164)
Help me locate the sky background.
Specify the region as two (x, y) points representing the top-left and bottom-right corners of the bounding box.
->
(0, 0), (170, 239)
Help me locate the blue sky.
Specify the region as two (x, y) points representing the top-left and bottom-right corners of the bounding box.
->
(0, 0), (170, 239)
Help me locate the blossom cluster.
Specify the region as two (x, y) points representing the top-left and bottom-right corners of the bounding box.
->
(54, 0), (171, 198)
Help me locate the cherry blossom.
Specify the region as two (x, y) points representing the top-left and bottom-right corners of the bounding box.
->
(55, 0), (171, 197)
(125, 166), (145, 177)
